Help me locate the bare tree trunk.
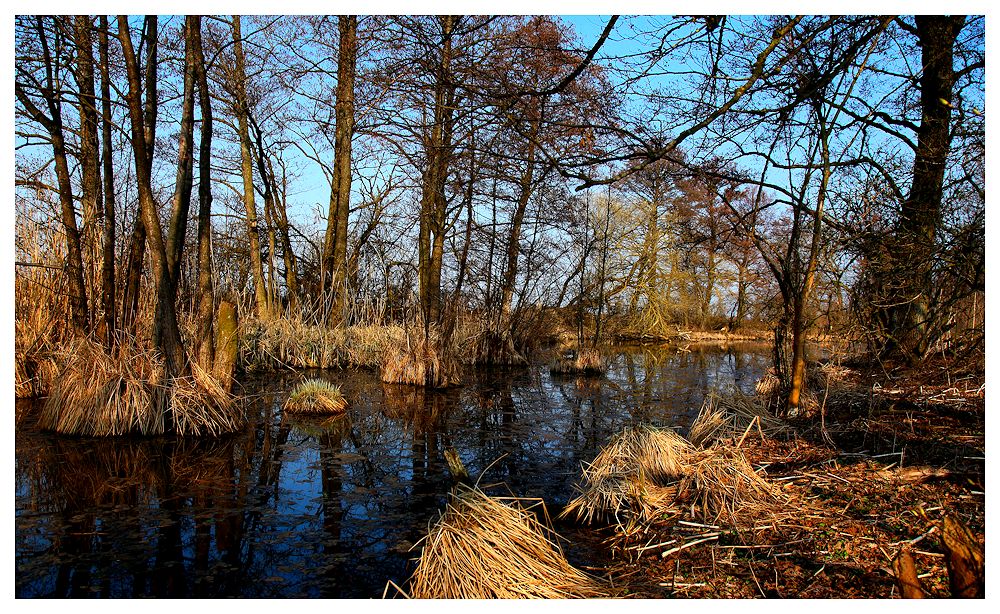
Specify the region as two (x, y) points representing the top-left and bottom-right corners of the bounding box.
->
(419, 15), (459, 328)
(98, 16), (117, 344)
(231, 15), (270, 319)
(72, 15), (103, 329)
(191, 15), (216, 368)
(886, 16), (965, 361)
(15, 17), (90, 333)
(322, 15), (357, 315)
(166, 16), (197, 290)
(118, 15), (187, 397)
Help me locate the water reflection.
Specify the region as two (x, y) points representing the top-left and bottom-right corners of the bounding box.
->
(15, 344), (768, 597)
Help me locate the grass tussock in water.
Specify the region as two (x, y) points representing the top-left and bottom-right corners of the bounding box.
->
(38, 338), (242, 437)
(381, 324), (461, 388)
(561, 420), (786, 528)
(549, 347), (604, 375)
(404, 486), (609, 599)
(457, 317), (528, 366)
(283, 378), (348, 414)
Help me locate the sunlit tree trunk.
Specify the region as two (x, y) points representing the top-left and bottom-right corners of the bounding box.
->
(322, 15), (357, 317)
(231, 15), (270, 319)
(118, 15), (187, 396)
(191, 15), (216, 368)
(98, 16), (117, 343)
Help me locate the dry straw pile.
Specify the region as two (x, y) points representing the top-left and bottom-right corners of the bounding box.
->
(283, 378), (348, 414)
(562, 415), (787, 528)
(404, 486), (608, 598)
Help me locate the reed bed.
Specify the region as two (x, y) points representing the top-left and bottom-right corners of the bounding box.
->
(561, 423), (786, 529)
(240, 317), (405, 371)
(550, 347), (604, 375)
(38, 338), (243, 437)
(754, 372), (782, 397)
(688, 392), (793, 448)
(405, 486), (608, 599)
(283, 378), (348, 414)
(381, 323), (461, 388)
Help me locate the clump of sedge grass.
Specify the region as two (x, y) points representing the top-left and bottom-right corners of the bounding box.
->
(381, 323), (461, 388)
(688, 392), (792, 448)
(283, 378), (348, 414)
(550, 347), (604, 375)
(403, 485), (609, 598)
(38, 338), (242, 437)
(561, 422), (786, 529)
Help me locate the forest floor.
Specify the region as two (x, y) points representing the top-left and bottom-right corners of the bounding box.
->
(585, 357), (986, 598)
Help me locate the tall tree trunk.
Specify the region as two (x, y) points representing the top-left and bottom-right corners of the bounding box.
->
(15, 17), (89, 332)
(322, 15), (357, 314)
(118, 15), (187, 397)
(166, 16), (197, 291)
(500, 111), (542, 322)
(886, 16), (965, 361)
(98, 16), (117, 344)
(190, 15), (216, 368)
(231, 15), (270, 319)
(419, 15), (459, 327)
(73, 15), (103, 328)
(120, 15), (158, 336)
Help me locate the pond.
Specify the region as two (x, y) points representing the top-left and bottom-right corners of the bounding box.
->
(15, 344), (770, 598)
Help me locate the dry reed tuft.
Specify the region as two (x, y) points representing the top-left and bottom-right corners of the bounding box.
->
(562, 423), (787, 529)
(381, 323), (461, 388)
(688, 392), (793, 448)
(38, 338), (243, 437)
(754, 372), (782, 397)
(457, 319), (528, 366)
(405, 486), (608, 598)
(283, 378), (348, 414)
(550, 347), (604, 375)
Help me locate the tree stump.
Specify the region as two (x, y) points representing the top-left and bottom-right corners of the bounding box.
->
(213, 301), (238, 392)
(941, 514), (984, 598)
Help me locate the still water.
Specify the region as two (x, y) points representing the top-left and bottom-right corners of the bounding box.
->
(15, 344), (769, 598)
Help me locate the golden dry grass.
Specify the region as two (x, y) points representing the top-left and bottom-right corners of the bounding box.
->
(381, 323), (461, 388)
(240, 316), (405, 371)
(561, 422), (787, 529)
(405, 486), (609, 598)
(283, 378), (348, 414)
(550, 347), (604, 375)
(688, 392), (793, 448)
(38, 338), (243, 437)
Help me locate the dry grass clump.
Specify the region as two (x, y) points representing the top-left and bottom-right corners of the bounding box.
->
(405, 486), (608, 598)
(459, 322), (528, 366)
(283, 378), (348, 414)
(381, 324), (461, 388)
(561, 423), (786, 529)
(754, 371), (782, 397)
(688, 392), (793, 448)
(550, 347), (604, 375)
(38, 338), (242, 437)
(240, 317), (404, 371)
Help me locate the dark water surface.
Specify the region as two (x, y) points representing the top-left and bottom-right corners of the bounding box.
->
(15, 344), (769, 598)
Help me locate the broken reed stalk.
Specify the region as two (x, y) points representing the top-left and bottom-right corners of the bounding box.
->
(405, 486), (608, 599)
(283, 378), (348, 414)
